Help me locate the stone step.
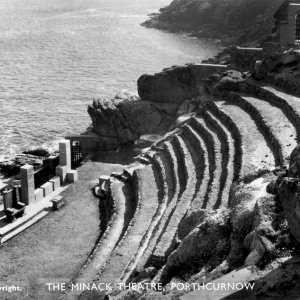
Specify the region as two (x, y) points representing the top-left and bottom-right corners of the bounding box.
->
(203, 110), (235, 208)
(181, 124), (209, 212)
(216, 101), (275, 177)
(223, 91), (284, 167)
(93, 165), (159, 285)
(150, 134), (197, 267)
(0, 210), (49, 244)
(71, 178), (127, 286)
(198, 111), (231, 209)
(121, 152), (170, 282)
(238, 93), (297, 164)
(189, 117), (222, 210)
(181, 125), (205, 200)
(206, 100), (242, 181)
(248, 81), (300, 143)
(136, 141), (181, 273)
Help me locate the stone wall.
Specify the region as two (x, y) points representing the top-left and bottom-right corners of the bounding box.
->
(230, 46), (264, 72)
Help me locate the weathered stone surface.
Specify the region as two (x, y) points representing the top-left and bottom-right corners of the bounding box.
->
(137, 64), (227, 104)
(137, 66), (199, 104)
(244, 196), (277, 266)
(88, 94), (179, 150)
(177, 209), (213, 240)
(253, 60), (269, 80)
(279, 178), (300, 244)
(161, 209), (231, 282)
(289, 143), (300, 177)
(210, 70), (248, 92)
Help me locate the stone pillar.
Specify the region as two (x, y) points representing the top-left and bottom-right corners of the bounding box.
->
(48, 155), (59, 178)
(20, 164), (35, 205)
(56, 140), (72, 184)
(59, 140), (71, 169)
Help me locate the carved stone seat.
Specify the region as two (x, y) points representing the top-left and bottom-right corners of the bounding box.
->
(51, 196), (64, 211)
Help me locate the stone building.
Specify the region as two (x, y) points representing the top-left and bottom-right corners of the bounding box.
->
(279, 2), (300, 47)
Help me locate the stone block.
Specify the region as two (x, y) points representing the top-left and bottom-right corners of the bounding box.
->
(40, 182), (53, 197)
(59, 140), (71, 170)
(56, 165), (68, 185)
(49, 176), (61, 191)
(34, 188), (44, 201)
(51, 196), (64, 211)
(67, 170), (78, 183)
(20, 164), (35, 205)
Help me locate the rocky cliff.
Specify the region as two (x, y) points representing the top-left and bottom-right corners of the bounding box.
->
(143, 0), (286, 45)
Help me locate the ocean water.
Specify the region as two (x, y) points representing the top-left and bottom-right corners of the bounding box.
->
(0, 0), (221, 161)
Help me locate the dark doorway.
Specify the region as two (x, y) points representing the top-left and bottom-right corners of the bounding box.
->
(71, 140), (83, 169)
(296, 13), (300, 44)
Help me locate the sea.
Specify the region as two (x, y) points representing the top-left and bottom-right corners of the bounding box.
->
(0, 0), (221, 161)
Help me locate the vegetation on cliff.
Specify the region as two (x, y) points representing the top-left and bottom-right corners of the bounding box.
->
(143, 0), (286, 45)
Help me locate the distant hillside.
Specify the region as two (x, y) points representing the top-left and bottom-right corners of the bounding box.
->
(143, 0), (286, 45)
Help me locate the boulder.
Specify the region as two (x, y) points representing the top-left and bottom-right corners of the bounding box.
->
(177, 209), (213, 240)
(137, 66), (199, 104)
(279, 178), (300, 244)
(211, 70), (247, 92)
(160, 208), (231, 283)
(253, 60), (269, 80)
(244, 196), (277, 266)
(88, 95), (180, 150)
(289, 143), (300, 177)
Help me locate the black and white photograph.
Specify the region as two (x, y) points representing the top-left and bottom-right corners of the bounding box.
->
(0, 0), (300, 299)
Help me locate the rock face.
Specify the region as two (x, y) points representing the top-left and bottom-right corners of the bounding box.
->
(161, 209), (231, 283)
(279, 179), (300, 245)
(278, 144), (300, 245)
(137, 66), (199, 104)
(88, 94), (180, 150)
(89, 65), (227, 150)
(143, 0), (284, 45)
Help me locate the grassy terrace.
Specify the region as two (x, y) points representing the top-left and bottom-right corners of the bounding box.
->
(0, 161), (122, 300)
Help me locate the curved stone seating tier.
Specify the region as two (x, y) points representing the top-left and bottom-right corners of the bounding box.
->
(181, 124), (206, 190)
(150, 134), (197, 267)
(206, 100), (243, 181)
(247, 82), (300, 143)
(93, 165), (159, 285)
(219, 91), (284, 167)
(189, 117), (222, 209)
(136, 141), (182, 272)
(181, 124), (210, 212)
(143, 151), (166, 205)
(202, 110), (235, 208)
(72, 178), (127, 285)
(216, 100), (275, 177)
(198, 111), (230, 209)
(238, 93), (297, 164)
(121, 154), (170, 283)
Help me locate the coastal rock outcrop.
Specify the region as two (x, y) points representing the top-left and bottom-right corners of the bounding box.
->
(137, 66), (199, 104)
(88, 93), (180, 150)
(89, 65), (227, 150)
(143, 0), (284, 45)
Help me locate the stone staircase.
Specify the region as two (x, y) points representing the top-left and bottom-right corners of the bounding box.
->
(69, 79), (300, 299)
